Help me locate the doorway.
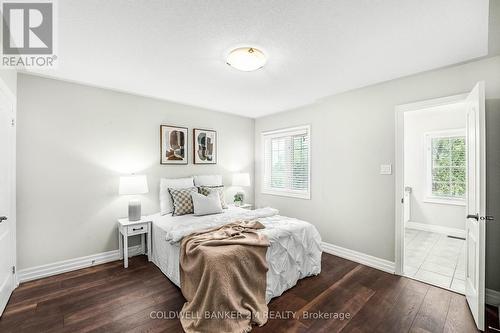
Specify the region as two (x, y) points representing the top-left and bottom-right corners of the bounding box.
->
(402, 103), (467, 293)
(395, 82), (487, 330)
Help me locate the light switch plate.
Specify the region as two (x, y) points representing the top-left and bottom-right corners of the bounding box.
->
(380, 164), (392, 175)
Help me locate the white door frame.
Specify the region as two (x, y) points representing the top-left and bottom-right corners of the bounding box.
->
(394, 93), (468, 275)
(0, 76), (17, 289)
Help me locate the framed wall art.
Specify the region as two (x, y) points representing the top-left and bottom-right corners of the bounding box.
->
(160, 125), (188, 164)
(193, 128), (217, 164)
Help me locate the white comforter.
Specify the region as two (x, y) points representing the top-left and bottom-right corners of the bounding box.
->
(149, 206), (322, 302)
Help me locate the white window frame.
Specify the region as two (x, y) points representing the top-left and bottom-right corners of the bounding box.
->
(261, 125), (311, 199)
(424, 128), (466, 206)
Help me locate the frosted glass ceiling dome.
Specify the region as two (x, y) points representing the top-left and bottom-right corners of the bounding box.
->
(226, 47), (267, 72)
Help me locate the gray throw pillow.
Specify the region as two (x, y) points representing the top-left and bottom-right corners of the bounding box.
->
(198, 185), (228, 209)
(169, 187), (197, 216)
(191, 191), (223, 216)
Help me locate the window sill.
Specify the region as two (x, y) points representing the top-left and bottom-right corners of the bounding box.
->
(423, 197), (466, 206)
(262, 189), (311, 200)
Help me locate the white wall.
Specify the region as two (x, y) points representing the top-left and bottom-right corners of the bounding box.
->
(254, 55), (500, 291)
(404, 104), (466, 230)
(17, 74), (255, 270)
(0, 70), (17, 98)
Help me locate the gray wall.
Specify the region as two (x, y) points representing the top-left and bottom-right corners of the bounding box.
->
(254, 56), (500, 291)
(490, 0), (500, 56)
(17, 74), (254, 269)
(485, 97), (500, 293)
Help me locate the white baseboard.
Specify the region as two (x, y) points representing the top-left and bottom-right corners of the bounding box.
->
(406, 221), (465, 238)
(17, 245), (143, 284)
(486, 288), (500, 306)
(322, 242), (395, 274)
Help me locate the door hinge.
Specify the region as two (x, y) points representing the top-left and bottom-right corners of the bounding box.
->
(401, 198), (404, 204)
(12, 266), (15, 274)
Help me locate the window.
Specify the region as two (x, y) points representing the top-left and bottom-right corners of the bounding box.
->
(425, 129), (466, 205)
(262, 125), (310, 199)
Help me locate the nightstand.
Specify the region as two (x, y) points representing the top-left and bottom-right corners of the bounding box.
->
(118, 217), (152, 268)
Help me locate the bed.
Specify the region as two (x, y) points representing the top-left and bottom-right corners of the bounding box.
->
(149, 205), (322, 302)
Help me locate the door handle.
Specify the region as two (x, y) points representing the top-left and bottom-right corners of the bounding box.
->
(467, 214), (479, 221)
(467, 214), (495, 221)
(0, 216), (7, 223)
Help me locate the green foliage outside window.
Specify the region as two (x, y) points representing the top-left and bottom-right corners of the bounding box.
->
(431, 136), (466, 198)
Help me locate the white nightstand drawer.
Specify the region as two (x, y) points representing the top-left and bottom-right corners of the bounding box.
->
(127, 223), (148, 235)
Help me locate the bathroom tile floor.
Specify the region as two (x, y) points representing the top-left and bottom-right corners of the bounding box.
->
(404, 228), (466, 294)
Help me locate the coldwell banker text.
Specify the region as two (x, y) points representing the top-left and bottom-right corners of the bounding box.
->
(1, 0), (57, 68)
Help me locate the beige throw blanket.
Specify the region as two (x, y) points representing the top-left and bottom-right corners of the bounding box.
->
(179, 220), (270, 333)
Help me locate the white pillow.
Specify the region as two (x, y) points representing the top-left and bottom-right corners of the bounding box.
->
(193, 175), (223, 186)
(159, 177), (194, 215)
(191, 191), (223, 216)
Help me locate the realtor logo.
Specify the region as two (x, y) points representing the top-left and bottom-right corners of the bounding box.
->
(1, 0), (57, 68)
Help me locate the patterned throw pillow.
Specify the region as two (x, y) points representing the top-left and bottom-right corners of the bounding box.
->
(168, 187), (197, 216)
(198, 186), (228, 209)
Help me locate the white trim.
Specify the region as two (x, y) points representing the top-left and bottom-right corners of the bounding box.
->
(261, 125), (309, 137)
(406, 221), (465, 238)
(422, 197), (466, 206)
(322, 242), (395, 274)
(395, 109), (405, 275)
(17, 245), (143, 283)
(395, 94), (468, 113)
(486, 288), (500, 306)
(424, 128), (466, 138)
(395, 93), (468, 276)
(261, 188), (311, 199)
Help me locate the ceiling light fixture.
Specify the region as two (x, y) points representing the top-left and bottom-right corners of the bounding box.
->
(226, 47), (267, 72)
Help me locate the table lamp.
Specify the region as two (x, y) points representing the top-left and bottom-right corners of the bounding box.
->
(119, 175), (149, 221)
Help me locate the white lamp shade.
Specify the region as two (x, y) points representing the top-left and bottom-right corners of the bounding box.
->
(232, 173), (251, 187)
(119, 175), (149, 195)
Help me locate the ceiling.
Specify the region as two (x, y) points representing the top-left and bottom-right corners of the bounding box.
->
(26, 0), (489, 118)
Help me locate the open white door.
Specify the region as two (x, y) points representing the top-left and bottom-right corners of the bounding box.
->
(465, 81), (487, 331)
(0, 86), (15, 317)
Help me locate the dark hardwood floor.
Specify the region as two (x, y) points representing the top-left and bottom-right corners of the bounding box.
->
(0, 254), (498, 333)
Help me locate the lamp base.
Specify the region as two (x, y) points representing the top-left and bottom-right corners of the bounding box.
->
(128, 199), (141, 221)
